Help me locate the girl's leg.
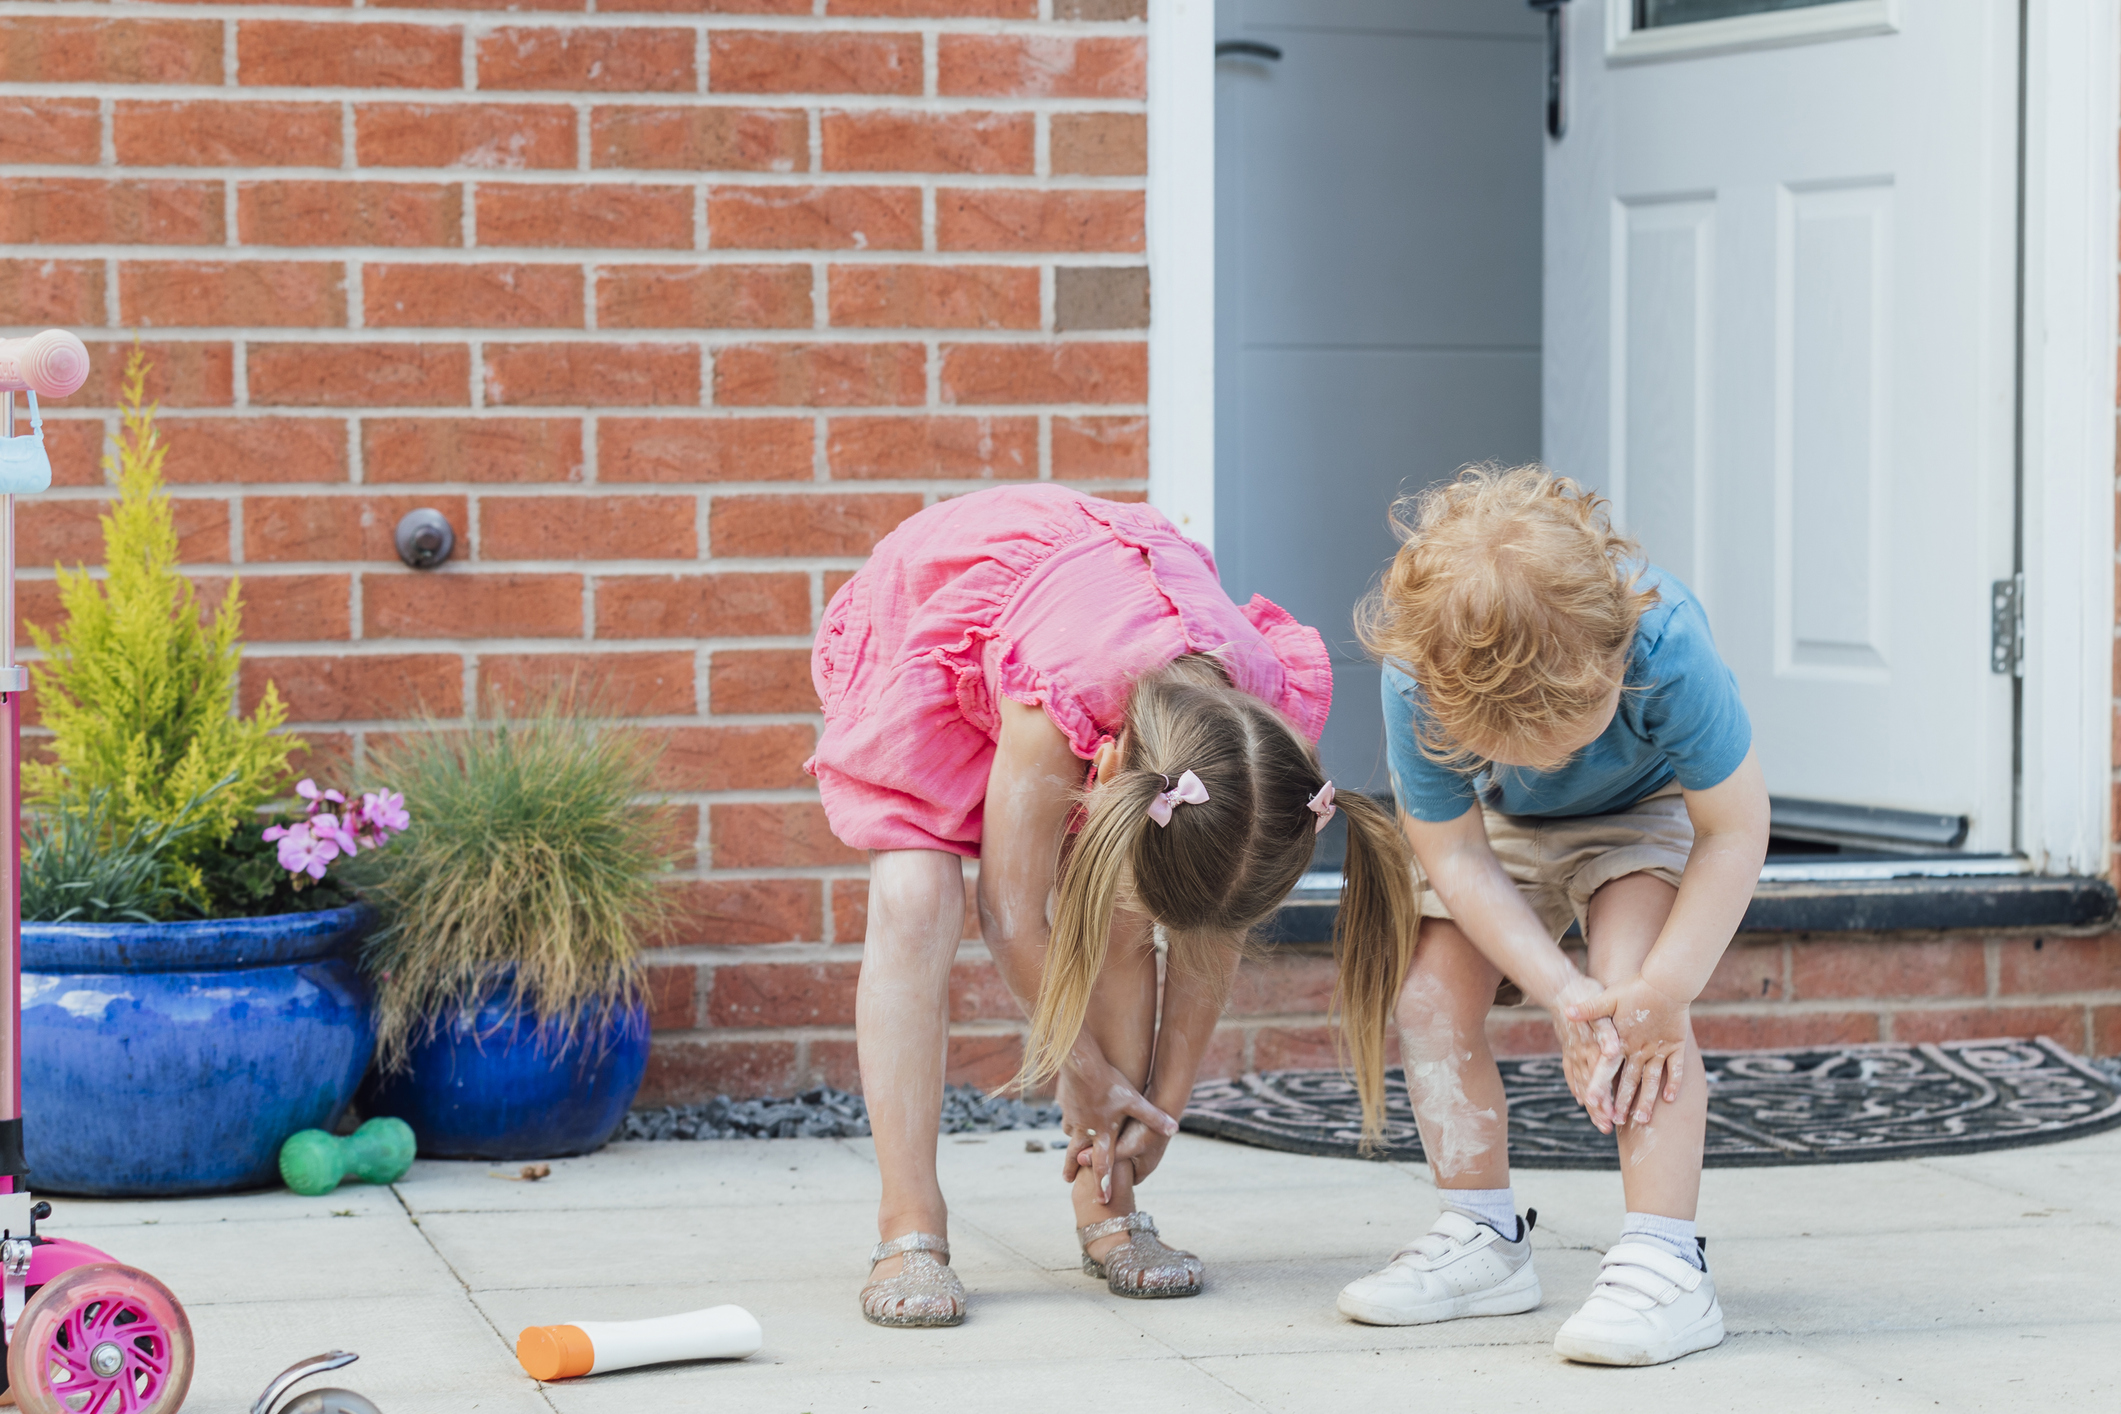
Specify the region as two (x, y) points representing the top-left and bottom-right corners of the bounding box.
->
(859, 848), (967, 1279)
(1068, 906), (1158, 1258)
(1580, 872), (1706, 1219)
(1398, 918), (1512, 1191)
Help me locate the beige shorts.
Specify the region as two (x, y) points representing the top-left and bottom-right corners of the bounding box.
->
(1415, 783), (1694, 943)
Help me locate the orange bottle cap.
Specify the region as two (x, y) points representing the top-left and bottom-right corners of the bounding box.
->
(516, 1323), (595, 1381)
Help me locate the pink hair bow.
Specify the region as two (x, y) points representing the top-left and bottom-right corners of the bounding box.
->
(1147, 770), (1209, 827)
(1307, 781), (1337, 834)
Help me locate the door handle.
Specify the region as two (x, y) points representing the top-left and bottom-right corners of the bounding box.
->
(1527, 0), (1570, 139)
(1215, 40), (1283, 61)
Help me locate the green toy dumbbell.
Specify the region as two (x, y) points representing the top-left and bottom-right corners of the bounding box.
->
(279, 1117), (417, 1196)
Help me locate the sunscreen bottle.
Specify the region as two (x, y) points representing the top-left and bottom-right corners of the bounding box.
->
(516, 1306), (762, 1381)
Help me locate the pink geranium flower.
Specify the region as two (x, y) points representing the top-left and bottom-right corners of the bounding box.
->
(263, 780), (411, 886)
(271, 821), (339, 879)
(295, 779), (346, 810)
(362, 790), (410, 837)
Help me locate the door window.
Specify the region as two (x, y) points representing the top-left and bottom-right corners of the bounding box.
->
(1638, 0), (1843, 26)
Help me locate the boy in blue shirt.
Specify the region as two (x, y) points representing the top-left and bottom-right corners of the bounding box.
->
(1334, 465), (1768, 1367)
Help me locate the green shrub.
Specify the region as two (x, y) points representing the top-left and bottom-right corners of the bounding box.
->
(27, 349), (300, 913)
(22, 781), (229, 924)
(352, 698), (678, 1072)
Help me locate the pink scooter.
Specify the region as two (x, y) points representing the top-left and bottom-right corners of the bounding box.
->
(0, 330), (196, 1414)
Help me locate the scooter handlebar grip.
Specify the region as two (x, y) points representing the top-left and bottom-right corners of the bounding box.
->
(0, 330), (90, 398)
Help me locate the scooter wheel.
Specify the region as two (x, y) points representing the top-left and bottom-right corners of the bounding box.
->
(6, 1262), (194, 1414)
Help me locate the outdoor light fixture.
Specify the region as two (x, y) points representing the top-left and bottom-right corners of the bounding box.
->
(394, 508), (456, 569)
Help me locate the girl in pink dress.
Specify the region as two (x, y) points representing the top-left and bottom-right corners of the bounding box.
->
(808, 484), (1415, 1328)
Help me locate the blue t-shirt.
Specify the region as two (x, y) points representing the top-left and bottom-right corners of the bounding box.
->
(1383, 565), (1752, 821)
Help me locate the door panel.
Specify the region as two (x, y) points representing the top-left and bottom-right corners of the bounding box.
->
(1546, 0), (2018, 848)
(1616, 195), (1714, 593)
(1215, 0), (1544, 792)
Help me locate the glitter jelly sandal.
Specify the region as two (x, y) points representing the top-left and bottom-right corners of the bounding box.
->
(1078, 1212), (1204, 1299)
(861, 1232), (966, 1328)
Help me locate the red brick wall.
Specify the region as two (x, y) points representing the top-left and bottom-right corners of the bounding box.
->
(0, 0), (1149, 1098)
(6, 3), (2115, 1106)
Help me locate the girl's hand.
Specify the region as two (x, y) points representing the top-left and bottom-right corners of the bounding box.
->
(1056, 1041), (1177, 1200)
(1112, 1112), (1175, 1183)
(1565, 974), (1690, 1126)
(1548, 975), (1624, 1134)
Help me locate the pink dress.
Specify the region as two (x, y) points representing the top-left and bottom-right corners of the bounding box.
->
(807, 484), (1333, 856)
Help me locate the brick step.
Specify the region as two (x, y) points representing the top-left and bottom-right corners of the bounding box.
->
(637, 930), (2121, 1105)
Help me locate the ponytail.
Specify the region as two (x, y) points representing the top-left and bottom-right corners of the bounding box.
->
(1331, 792), (1417, 1145)
(1009, 656), (1418, 1108)
(1016, 772), (1160, 1090)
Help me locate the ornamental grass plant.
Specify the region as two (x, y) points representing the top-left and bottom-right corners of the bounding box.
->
(353, 696), (679, 1072)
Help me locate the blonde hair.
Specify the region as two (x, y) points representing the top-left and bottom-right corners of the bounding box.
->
(1018, 654), (1417, 1140)
(1358, 464), (1657, 772)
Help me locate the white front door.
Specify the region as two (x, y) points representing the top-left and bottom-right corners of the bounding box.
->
(1544, 0), (2021, 850)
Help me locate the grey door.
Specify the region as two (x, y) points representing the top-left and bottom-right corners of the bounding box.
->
(1214, 0), (1545, 793)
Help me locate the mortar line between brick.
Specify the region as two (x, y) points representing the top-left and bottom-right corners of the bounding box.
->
(2, 89), (1148, 113)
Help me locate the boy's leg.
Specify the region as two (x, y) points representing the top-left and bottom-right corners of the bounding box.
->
(1398, 918), (1512, 1190)
(1579, 873), (1707, 1219)
(1338, 917), (1539, 1326)
(858, 849), (967, 1278)
(1556, 869), (1722, 1367)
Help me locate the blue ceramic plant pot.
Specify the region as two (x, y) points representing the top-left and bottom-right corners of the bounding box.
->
(22, 906), (376, 1197)
(359, 991), (650, 1161)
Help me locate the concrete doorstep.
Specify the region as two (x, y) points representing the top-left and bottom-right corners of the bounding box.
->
(36, 1126), (2121, 1414)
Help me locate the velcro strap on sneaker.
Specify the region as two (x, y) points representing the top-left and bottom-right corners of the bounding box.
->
(1598, 1241), (1705, 1300)
(1394, 1210), (1496, 1266)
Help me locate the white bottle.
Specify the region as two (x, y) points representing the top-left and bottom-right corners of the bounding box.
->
(516, 1306), (762, 1380)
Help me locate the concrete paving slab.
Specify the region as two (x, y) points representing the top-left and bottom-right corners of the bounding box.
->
(1193, 1331), (1940, 1414)
(416, 1199), (1027, 1293)
(12, 1124), (2115, 1412)
(475, 1269), (1158, 1379)
(42, 1210), (454, 1306)
(1914, 1131), (2121, 1224)
(43, 1181), (404, 1229)
(539, 1349), (1247, 1414)
(177, 1293), (537, 1414)
(393, 1138), (878, 1215)
(1710, 1224), (2121, 1334)
(1800, 1324), (2121, 1411)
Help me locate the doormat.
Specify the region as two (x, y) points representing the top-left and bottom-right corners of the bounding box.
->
(1181, 1037), (2121, 1168)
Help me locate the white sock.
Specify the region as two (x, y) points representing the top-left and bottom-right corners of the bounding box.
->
(1621, 1211), (1703, 1269)
(1442, 1187), (1521, 1239)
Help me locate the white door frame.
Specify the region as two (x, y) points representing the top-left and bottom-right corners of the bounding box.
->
(1146, 0), (2117, 877)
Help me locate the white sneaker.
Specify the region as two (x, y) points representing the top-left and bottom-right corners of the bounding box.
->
(1336, 1210), (1541, 1326)
(1553, 1241), (1725, 1366)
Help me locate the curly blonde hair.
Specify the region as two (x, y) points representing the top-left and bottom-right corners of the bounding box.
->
(1358, 464), (1657, 772)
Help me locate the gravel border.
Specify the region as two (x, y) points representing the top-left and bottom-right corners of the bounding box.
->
(622, 1085), (1063, 1142)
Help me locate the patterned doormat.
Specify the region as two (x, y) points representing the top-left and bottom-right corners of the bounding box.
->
(1181, 1037), (2121, 1168)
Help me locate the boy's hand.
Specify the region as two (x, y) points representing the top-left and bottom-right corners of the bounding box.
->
(1566, 974), (1690, 1126)
(1548, 975), (1624, 1134)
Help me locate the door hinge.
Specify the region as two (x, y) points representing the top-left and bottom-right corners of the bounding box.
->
(1990, 573), (2025, 677)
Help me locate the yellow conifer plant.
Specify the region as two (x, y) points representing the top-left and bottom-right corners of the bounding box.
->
(27, 349), (300, 889)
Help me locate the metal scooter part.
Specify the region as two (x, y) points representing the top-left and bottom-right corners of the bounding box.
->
(253, 1351), (380, 1414)
(278, 1390), (384, 1414)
